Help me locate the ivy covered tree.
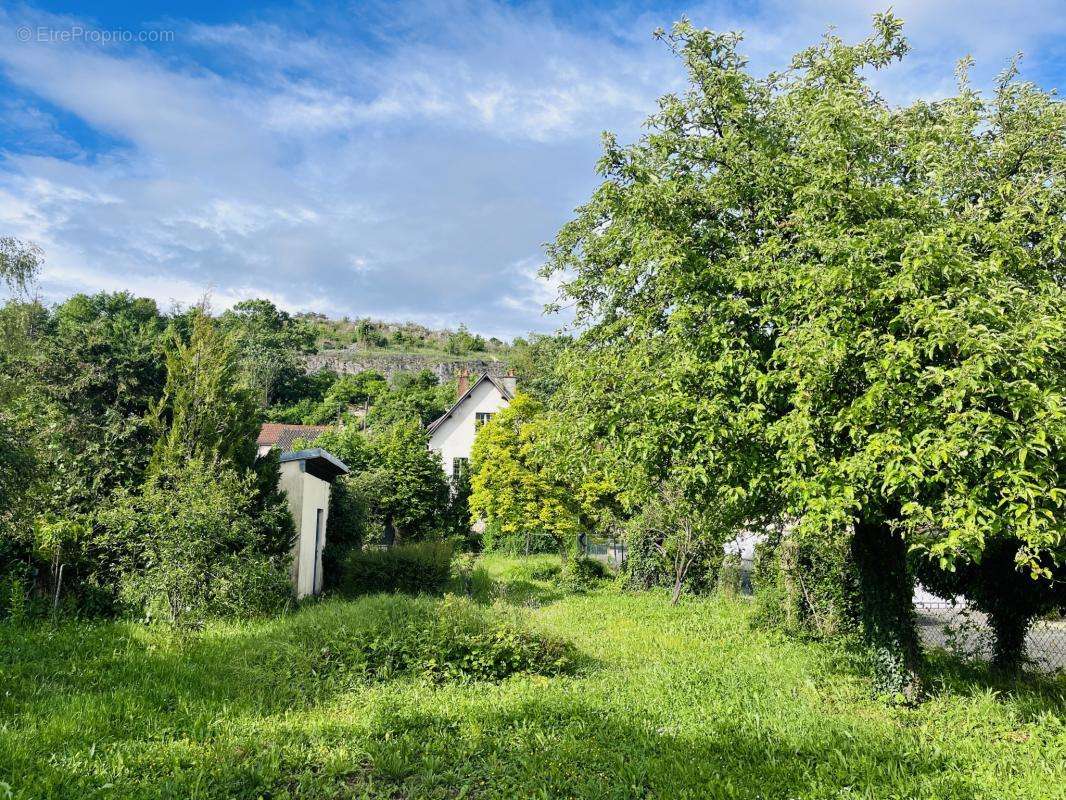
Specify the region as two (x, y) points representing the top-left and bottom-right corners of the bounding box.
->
(545, 15), (1064, 695)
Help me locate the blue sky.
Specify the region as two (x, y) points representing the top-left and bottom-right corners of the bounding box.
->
(1, 1), (1064, 338)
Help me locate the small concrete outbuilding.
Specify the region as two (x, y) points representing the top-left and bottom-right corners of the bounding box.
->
(277, 448), (349, 598)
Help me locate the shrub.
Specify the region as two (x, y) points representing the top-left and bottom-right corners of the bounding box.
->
(209, 555), (295, 617)
(278, 595), (576, 692)
(555, 557), (607, 593)
(751, 530), (858, 641)
(339, 542), (454, 596)
(98, 458), (294, 624)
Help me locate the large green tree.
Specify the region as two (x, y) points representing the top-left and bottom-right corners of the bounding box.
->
(220, 299), (316, 408)
(470, 393), (584, 558)
(150, 309), (261, 472)
(545, 15), (1064, 693)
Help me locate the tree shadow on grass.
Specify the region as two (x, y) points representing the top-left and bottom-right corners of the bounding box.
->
(922, 649), (1066, 721)
(339, 694), (983, 800)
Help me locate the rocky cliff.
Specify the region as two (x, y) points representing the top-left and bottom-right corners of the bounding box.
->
(303, 350), (507, 381)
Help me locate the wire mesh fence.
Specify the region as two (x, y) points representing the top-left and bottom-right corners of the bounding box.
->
(914, 592), (1066, 673)
(582, 539), (1063, 673)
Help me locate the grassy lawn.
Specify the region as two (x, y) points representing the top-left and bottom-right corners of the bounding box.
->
(1, 556), (1063, 799)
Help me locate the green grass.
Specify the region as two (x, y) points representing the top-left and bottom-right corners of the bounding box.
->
(1, 557), (1063, 799)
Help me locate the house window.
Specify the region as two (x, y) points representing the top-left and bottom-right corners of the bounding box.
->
(452, 457), (469, 482)
(475, 412), (494, 428)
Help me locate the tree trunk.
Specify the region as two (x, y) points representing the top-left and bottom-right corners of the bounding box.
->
(670, 575), (684, 605)
(383, 515), (397, 548)
(851, 517), (923, 702)
(977, 540), (1036, 672)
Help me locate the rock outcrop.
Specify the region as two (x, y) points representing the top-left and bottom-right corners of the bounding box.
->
(303, 350), (507, 381)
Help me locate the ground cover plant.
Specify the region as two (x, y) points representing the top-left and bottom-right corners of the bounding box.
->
(1, 556), (1063, 799)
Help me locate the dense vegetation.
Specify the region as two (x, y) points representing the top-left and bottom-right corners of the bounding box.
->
(464, 14), (1066, 694)
(0, 557), (1062, 799)
(0, 15), (1063, 800)
(0, 244), (493, 623)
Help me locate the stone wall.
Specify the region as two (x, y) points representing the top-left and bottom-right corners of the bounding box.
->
(303, 350), (507, 382)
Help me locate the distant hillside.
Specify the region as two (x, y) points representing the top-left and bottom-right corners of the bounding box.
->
(304, 351), (507, 382)
(296, 314), (511, 380)
(296, 314), (509, 357)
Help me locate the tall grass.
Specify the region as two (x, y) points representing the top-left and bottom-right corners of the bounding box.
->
(0, 556), (1062, 799)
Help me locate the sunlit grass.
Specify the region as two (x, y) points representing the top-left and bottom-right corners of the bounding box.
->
(1, 556), (1062, 799)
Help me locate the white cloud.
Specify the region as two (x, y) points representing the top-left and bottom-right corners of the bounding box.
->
(0, 1), (1062, 338)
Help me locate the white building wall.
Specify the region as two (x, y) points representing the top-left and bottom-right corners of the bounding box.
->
(279, 460), (332, 598)
(428, 379), (510, 476)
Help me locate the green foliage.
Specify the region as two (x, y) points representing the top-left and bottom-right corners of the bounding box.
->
(0, 237), (42, 295)
(495, 554), (561, 583)
(353, 419), (451, 543)
(283, 595), (575, 688)
(338, 542), (454, 596)
(98, 458), (293, 624)
(305, 315), (510, 357)
(265, 368), (338, 423)
(0, 291), (170, 614)
(555, 556), (607, 593)
(506, 334), (572, 402)
(219, 299), (316, 407)
(445, 323), (486, 355)
(297, 421), (448, 573)
(149, 309), (260, 473)
(368, 369), (454, 428)
(620, 483), (730, 603)
(1, 565), (1062, 799)
(914, 539), (1066, 671)
(451, 553), (497, 602)
(32, 292), (168, 515)
(717, 553), (745, 596)
(470, 393), (582, 558)
(300, 369), (388, 424)
(751, 528), (859, 642)
(544, 14), (1066, 685)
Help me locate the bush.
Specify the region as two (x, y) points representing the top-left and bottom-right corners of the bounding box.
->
(279, 595), (576, 691)
(555, 557), (607, 593)
(209, 556), (295, 617)
(751, 529), (858, 640)
(339, 542), (454, 596)
(98, 458), (294, 625)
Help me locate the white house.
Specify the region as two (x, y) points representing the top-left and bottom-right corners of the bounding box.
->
(427, 370), (514, 480)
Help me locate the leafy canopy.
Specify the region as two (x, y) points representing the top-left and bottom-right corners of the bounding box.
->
(546, 14), (1065, 573)
(470, 393), (583, 557)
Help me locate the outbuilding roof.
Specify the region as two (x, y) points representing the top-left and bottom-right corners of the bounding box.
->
(279, 448), (349, 481)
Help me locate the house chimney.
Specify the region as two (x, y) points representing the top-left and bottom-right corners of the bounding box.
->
(501, 369), (517, 397)
(456, 368), (469, 399)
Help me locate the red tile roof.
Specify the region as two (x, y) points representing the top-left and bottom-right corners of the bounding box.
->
(257, 423), (331, 452)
